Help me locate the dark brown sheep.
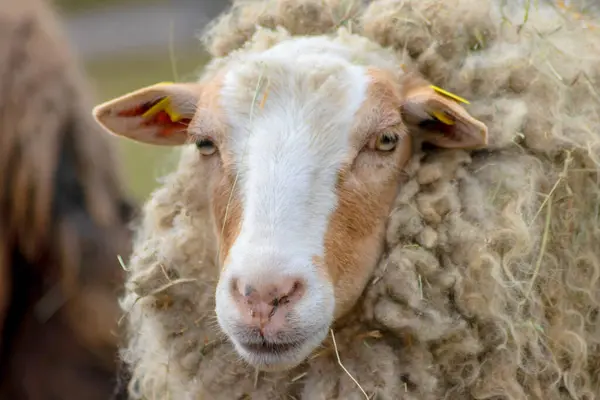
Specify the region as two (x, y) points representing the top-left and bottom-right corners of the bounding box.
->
(0, 0), (135, 398)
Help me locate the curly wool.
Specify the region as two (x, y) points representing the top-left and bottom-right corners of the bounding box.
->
(120, 0), (600, 398)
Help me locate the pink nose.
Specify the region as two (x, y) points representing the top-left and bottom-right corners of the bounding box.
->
(231, 276), (305, 333)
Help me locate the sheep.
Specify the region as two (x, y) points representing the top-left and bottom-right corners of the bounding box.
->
(0, 0), (135, 398)
(92, 0), (600, 398)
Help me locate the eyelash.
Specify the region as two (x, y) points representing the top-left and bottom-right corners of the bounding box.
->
(195, 136), (218, 155)
(362, 128), (402, 153)
(372, 131), (399, 151)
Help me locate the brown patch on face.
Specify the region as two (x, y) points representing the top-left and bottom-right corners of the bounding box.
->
(190, 72), (228, 144)
(211, 172), (243, 266)
(360, 68), (405, 131)
(187, 72), (245, 267)
(395, 69), (432, 98)
(321, 67), (414, 318)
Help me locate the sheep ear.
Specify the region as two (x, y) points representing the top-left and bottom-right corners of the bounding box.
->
(92, 82), (201, 146)
(401, 85), (488, 149)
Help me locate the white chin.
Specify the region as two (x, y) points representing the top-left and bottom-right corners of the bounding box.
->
(233, 328), (329, 371)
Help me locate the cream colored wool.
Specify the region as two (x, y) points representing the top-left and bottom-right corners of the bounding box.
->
(119, 0), (600, 398)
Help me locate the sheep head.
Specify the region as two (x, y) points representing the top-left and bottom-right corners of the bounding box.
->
(92, 35), (487, 372)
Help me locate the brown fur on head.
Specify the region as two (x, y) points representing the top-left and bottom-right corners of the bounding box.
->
(0, 0), (134, 398)
(93, 33), (486, 372)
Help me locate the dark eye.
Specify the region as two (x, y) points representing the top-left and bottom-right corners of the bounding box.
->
(374, 132), (398, 152)
(195, 138), (217, 155)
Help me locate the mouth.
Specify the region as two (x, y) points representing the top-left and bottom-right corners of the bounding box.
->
(234, 337), (312, 371)
(228, 325), (332, 370)
(238, 340), (302, 355)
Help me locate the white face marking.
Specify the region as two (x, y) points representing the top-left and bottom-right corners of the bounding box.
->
(213, 37), (370, 368)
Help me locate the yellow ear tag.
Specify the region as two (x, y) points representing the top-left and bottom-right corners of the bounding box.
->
(430, 85), (470, 105)
(432, 110), (455, 125)
(141, 96), (183, 122)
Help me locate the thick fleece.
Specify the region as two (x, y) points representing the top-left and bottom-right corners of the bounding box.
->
(120, 0), (600, 399)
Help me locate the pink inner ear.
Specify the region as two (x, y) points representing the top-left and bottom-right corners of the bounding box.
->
(117, 98), (191, 137)
(418, 118), (459, 141)
(116, 98), (160, 117)
(147, 111), (192, 137)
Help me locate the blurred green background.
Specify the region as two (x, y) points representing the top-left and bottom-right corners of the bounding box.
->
(53, 0), (222, 201)
(55, 0), (152, 13)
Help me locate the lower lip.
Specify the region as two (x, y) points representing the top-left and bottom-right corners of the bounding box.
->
(239, 341), (300, 355)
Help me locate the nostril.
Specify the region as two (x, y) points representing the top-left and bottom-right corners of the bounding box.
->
(243, 284), (256, 297)
(276, 278), (305, 306)
(288, 280), (303, 298)
(230, 278), (260, 305)
(229, 276), (306, 311)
